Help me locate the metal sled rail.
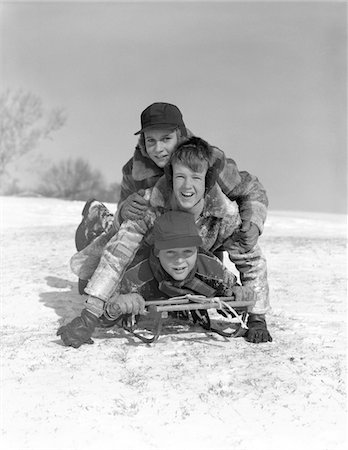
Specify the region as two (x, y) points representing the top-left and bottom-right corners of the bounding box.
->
(122, 295), (255, 344)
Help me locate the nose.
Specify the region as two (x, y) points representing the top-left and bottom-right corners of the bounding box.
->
(182, 177), (192, 189)
(175, 255), (184, 264)
(155, 141), (165, 153)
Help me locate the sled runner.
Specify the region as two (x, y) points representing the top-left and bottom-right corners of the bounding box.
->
(121, 294), (255, 344)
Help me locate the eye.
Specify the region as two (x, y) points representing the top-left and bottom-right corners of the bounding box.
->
(184, 250), (194, 257)
(146, 139), (155, 145)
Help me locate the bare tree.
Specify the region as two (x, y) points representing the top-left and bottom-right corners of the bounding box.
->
(38, 157), (107, 200)
(0, 89), (66, 178)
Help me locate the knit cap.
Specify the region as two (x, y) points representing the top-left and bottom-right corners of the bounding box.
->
(153, 211), (202, 250)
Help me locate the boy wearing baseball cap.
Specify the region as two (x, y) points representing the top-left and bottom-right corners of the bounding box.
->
(58, 211), (254, 348)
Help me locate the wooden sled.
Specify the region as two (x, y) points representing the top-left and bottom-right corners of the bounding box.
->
(121, 294), (255, 344)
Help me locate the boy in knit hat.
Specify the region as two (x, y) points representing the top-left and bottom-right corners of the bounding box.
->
(58, 211), (255, 348)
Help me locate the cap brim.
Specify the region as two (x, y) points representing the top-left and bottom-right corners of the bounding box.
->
(134, 124), (178, 135)
(155, 235), (202, 250)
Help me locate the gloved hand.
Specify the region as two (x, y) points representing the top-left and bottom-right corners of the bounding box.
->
(230, 285), (243, 302)
(234, 221), (260, 252)
(120, 190), (149, 221)
(106, 293), (146, 318)
(245, 313), (272, 343)
(224, 285), (255, 302)
(57, 309), (100, 348)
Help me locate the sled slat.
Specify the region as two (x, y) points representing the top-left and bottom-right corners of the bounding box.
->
(147, 300), (255, 313)
(145, 298), (192, 306)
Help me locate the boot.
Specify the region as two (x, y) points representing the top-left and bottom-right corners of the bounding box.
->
(75, 199), (114, 251)
(75, 199), (114, 295)
(245, 313), (272, 343)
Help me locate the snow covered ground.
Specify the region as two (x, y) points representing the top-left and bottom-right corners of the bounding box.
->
(0, 196), (346, 450)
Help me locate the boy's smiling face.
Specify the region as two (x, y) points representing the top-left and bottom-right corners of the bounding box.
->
(144, 129), (179, 168)
(172, 162), (207, 212)
(158, 247), (197, 281)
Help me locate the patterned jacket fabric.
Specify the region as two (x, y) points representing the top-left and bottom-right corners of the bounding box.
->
(81, 180), (270, 315)
(117, 137), (268, 233)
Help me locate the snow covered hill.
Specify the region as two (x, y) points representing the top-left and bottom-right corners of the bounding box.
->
(1, 196), (346, 450)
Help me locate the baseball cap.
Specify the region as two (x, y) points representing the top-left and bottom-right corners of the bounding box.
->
(134, 102), (187, 136)
(153, 211), (202, 251)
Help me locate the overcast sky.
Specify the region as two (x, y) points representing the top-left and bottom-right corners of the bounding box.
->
(1, 1), (346, 213)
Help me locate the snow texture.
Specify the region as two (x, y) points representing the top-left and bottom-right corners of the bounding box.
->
(0, 196), (346, 450)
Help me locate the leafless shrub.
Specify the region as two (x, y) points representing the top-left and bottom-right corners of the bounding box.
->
(0, 89), (66, 179)
(38, 157), (120, 202)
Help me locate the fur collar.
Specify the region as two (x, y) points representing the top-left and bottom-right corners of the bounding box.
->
(131, 146), (164, 181)
(149, 176), (239, 219)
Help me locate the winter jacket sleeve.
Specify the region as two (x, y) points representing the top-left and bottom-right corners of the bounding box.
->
(225, 165), (268, 234)
(211, 147), (268, 234)
(116, 157), (161, 227)
(84, 205), (158, 302)
(222, 241), (270, 315)
(119, 158), (138, 204)
(115, 158), (137, 225)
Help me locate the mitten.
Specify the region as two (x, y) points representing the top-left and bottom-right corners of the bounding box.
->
(217, 286), (255, 317)
(233, 285), (257, 303)
(57, 309), (100, 348)
(230, 285), (243, 302)
(106, 293), (146, 318)
(245, 313), (272, 343)
(120, 190), (149, 221)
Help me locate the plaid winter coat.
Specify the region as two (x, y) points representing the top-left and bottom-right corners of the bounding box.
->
(118, 137), (268, 233)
